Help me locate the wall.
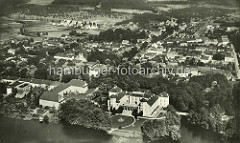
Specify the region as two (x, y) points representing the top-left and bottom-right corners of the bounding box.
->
(39, 99), (60, 110)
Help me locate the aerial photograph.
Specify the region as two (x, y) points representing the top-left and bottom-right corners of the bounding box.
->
(0, 0), (239, 143)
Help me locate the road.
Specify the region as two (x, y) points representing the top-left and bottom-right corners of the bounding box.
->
(231, 44), (240, 79)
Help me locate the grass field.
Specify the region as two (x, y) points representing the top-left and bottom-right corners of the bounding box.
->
(52, 0), (155, 11)
(27, 0), (55, 5)
(110, 115), (135, 129)
(148, 0), (240, 12)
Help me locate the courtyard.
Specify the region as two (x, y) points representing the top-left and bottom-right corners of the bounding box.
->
(110, 115), (135, 129)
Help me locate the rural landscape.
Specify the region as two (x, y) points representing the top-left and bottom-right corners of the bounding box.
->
(0, 0), (240, 143)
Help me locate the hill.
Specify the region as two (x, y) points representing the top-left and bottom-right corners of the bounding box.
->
(0, 0), (30, 16)
(52, 0), (154, 11)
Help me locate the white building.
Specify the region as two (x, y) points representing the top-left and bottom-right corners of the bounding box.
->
(54, 53), (75, 61)
(107, 87), (169, 117)
(8, 49), (16, 55)
(39, 79), (88, 110)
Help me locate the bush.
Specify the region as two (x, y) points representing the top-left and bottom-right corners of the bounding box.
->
(32, 114), (39, 117)
(44, 106), (49, 110)
(43, 115), (49, 123)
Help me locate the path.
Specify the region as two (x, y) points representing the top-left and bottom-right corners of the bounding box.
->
(231, 44), (240, 79)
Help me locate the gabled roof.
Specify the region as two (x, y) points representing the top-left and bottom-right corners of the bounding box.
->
(19, 78), (62, 86)
(147, 96), (159, 106)
(111, 92), (125, 103)
(9, 81), (22, 87)
(40, 79), (87, 102)
(140, 98), (148, 102)
(159, 92), (169, 97)
(40, 91), (59, 102)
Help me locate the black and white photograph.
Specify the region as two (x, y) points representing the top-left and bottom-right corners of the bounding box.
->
(0, 0), (240, 143)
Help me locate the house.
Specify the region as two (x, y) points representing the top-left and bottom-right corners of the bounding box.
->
(225, 53), (235, 63)
(200, 55), (212, 63)
(75, 53), (87, 62)
(107, 87), (169, 117)
(88, 64), (109, 77)
(204, 39), (218, 46)
(167, 51), (178, 59)
(146, 47), (164, 55)
(39, 79), (88, 110)
(190, 67), (201, 76)
(18, 78), (62, 90)
(221, 36), (230, 46)
(195, 46), (208, 52)
(54, 53), (75, 61)
(180, 42), (188, 47)
(1, 76), (18, 83)
(8, 48), (16, 55)
(6, 81), (31, 98)
(6, 81), (22, 95)
(122, 40), (130, 45)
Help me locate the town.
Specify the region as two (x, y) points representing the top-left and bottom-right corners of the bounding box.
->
(0, 0), (240, 143)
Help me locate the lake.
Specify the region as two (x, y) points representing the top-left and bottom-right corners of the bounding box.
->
(0, 117), (223, 143)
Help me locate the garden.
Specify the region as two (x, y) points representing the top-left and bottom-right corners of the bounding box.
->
(110, 115), (135, 129)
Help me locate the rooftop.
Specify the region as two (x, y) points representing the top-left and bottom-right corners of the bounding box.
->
(40, 79), (87, 102)
(147, 96), (159, 106)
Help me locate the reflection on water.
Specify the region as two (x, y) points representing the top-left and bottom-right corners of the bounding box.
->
(0, 117), (112, 143)
(180, 119), (223, 143)
(0, 117), (223, 143)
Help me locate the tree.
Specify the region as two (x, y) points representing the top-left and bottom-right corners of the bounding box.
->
(34, 67), (48, 79)
(19, 68), (28, 78)
(213, 53), (225, 61)
(141, 106), (181, 142)
(59, 99), (111, 131)
(233, 82), (240, 141)
(152, 83), (167, 94)
(43, 115), (49, 123)
(61, 75), (78, 83)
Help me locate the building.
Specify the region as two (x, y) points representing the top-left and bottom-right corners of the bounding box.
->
(221, 36), (230, 46)
(88, 64), (109, 77)
(54, 53), (75, 61)
(8, 48), (16, 55)
(146, 47), (164, 55)
(39, 79), (88, 110)
(107, 87), (169, 117)
(18, 78), (62, 90)
(6, 81), (31, 98)
(122, 40), (130, 45)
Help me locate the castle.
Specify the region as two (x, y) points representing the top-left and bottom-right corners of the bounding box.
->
(107, 86), (169, 117)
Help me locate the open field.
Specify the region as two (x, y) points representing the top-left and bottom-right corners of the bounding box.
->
(110, 115), (135, 129)
(148, 0), (240, 12)
(27, 0), (55, 5)
(52, 0), (155, 11)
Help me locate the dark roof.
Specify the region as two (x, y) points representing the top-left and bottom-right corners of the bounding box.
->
(129, 92), (144, 97)
(9, 81), (22, 87)
(140, 98), (148, 102)
(19, 78), (62, 86)
(147, 96), (158, 106)
(159, 92), (169, 97)
(19, 78), (51, 85)
(40, 91), (59, 102)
